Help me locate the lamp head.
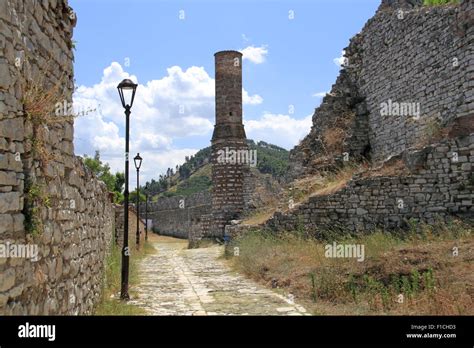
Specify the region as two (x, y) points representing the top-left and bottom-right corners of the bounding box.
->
(134, 153), (143, 170)
(117, 79), (138, 109)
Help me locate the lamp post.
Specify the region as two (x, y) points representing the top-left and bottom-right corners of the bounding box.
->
(134, 153), (142, 248)
(117, 78), (137, 301)
(145, 183), (148, 241)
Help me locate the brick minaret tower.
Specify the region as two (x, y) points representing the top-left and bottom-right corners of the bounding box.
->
(210, 50), (249, 237)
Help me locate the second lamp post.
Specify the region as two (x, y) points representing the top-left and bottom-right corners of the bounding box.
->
(145, 182), (149, 241)
(134, 153), (142, 248)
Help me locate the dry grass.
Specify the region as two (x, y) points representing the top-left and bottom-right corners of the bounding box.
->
(94, 233), (156, 315)
(241, 164), (363, 227)
(322, 127), (346, 153)
(21, 58), (73, 173)
(229, 220), (473, 315)
(293, 164), (364, 201)
(413, 117), (449, 150)
(243, 209), (277, 225)
(361, 158), (410, 178)
(321, 112), (354, 156)
(310, 167), (357, 197)
(288, 174), (326, 201)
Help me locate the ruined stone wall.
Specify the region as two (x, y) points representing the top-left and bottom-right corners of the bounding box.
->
(144, 192), (211, 239)
(0, 0), (114, 315)
(259, 133), (473, 235)
(290, 0), (473, 177)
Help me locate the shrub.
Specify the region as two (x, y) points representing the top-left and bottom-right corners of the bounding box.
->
(423, 0), (459, 6)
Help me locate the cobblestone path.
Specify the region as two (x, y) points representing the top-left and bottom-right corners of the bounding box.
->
(128, 236), (308, 315)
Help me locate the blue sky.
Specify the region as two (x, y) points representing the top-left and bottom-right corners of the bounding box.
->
(69, 0), (379, 185)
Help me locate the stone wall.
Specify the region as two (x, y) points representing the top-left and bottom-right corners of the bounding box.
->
(114, 205), (146, 246)
(0, 0), (115, 315)
(289, 0), (473, 178)
(249, 134), (473, 236)
(143, 191), (211, 239)
(145, 167), (283, 244)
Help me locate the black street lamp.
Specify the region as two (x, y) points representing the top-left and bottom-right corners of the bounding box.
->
(117, 78), (137, 301)
(145, 183), (149, 241)
(134, 153), (142, 248)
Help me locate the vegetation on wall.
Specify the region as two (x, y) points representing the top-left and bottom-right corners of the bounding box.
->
(423, 0), (459, 5)
(23, 180), (51, 236)
(22, 65), (71, 173)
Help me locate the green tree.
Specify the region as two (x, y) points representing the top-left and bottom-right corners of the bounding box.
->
(83, 151), (116, 191)
(83, 151), (124, 203)
(130, 190), (146, 203)
(114, 172), (125, 193)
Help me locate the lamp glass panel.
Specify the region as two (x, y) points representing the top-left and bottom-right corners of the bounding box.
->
(121, 89), (134, 106)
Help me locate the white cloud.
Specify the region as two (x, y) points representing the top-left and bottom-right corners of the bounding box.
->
(333, 50), (346, 67)
(312, 91), (328, 98)
(241, 45), (269, 64)
(241, 34), (250, 43)
(243, 89), (263, 105)
(244, 113), (312, 150)
(73, 62), (262, 187)
(135, 148), (200, 186)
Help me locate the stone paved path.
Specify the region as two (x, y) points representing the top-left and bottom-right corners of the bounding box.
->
(128, 236), (308, 315)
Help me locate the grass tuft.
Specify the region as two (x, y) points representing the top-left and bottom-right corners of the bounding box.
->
(423, 0), (459, 6)
(94, 239), (154, 315)
(229, 221), (473, 315)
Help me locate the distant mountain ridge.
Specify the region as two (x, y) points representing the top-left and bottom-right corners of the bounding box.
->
(144, 140), (289, 199)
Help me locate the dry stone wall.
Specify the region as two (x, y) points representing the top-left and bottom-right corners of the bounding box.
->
(0, 0), (114, 315)
(290, 0), (473, 178)
(242, 134), (473, 237)
(143, 192), (211, 239)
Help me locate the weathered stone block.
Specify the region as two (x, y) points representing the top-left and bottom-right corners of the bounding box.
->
(0, 269), (16, 292)
(0, 213), (13, 234)
(0, 171), (17, 186)
(0, 192), (21, 213)
(0, 63), (12, 90)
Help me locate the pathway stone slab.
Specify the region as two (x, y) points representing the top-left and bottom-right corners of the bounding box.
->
(128, 238), (308, 316)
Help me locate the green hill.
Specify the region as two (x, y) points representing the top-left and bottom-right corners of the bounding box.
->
(144, 140), (289, 199)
